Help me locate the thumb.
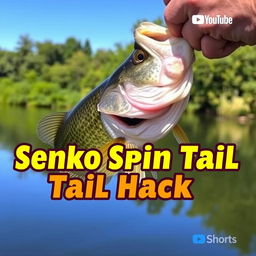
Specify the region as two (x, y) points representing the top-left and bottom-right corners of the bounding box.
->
(201, 36), (242, 59)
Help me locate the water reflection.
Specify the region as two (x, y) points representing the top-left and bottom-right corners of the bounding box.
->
(154, 114), (256, 254)
(1, 107), (256, 255)
(0, 106), (48, 149)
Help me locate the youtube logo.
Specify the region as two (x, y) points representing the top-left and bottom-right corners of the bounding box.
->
(192, 14), (233, 25)
(192, 15), (205, 24)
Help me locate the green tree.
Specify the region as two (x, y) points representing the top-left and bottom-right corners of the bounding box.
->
(63, 37), (81, 59)
(0, 51), (19, 77)
(36, 41), (64, 65)
(83, 39), (92, 56)
(16, 35), (34, 57)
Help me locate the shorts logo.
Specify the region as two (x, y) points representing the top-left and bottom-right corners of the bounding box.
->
(192, 234), (237, 244)
(192, 234), (206, 244)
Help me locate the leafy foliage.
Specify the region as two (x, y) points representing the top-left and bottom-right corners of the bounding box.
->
(0, 26), (255, 116)
(190, 46), (256, 115)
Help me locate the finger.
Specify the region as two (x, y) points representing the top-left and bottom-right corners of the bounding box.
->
(201, 36), (242, 59)
(163, 0), (171, 5)
(164, 0), (188, 37)
(167, 23), (183, 37)
(181, 21), (203, 50)
(164, 0), (187, 24)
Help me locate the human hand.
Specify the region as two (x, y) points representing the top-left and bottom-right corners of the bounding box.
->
(164, 0), (256, 58)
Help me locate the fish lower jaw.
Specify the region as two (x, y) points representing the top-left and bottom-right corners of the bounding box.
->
(101, 113), (161, 146)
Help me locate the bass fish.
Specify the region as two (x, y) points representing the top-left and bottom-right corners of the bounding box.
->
(38, 22), (194, 169)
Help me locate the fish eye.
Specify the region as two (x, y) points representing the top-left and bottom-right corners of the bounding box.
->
(132, 49), (148, 64)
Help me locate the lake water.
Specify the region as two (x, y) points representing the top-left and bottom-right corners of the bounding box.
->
(0, 106), (256, 256)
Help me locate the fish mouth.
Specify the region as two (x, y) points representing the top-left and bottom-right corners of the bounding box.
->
(100, 95), (190, 146)
(111, 115), (146, 127)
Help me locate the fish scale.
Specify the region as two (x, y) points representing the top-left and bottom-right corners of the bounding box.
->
(54, 83), (113, 149)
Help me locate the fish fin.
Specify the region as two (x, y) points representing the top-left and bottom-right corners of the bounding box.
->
(96, 137), (126, 177)
(37, 112), (66, 146)
(124, 141), (145, 182)
(172, 124), (190, 144)
(97, 139), (145, 181)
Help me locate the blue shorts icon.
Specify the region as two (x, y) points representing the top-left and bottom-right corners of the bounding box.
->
(192, 234), (206, 244)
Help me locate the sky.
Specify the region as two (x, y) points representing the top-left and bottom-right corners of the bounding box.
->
(0, 0), (166, 52)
